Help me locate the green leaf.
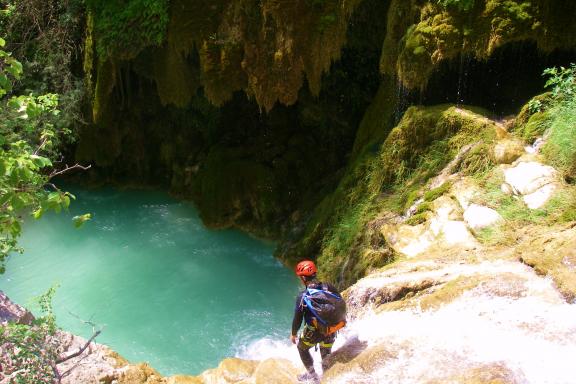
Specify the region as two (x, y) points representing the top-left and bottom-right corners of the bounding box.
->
(47, 192), (60, 202)
(33, 208), (44, 219)
(63, 195), (71, 209)
(30, 155), (52, 168)
(0, 72), (10, 88)
(72, 213), (91, 228)
(0, 37), (5, 47)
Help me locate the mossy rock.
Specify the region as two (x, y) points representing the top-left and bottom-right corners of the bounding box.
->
(382, 0), (576, 89)
(290, 104), (499, 287)
(517, 223), (576, 302)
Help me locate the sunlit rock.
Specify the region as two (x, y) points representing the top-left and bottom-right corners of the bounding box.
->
(199, 357), (258, 383)
(450, 177), (482, 210)
(116, 363), (163, 384)
(517, 224), (576, 302)
(322, 343), (397, 384)
(165, 375), (203, 384)
(463, 204), (503, 231)
(493, 138), (525, 164)
(426, 362), (525, 384)
(522, 183), (557, 209)
(382, 222), (433, 258)
(0, 290), (34, 325)
(384, 195), (478, 258)
(503, 161), (558, 195)
(502, 161), (560, 208)
(253, 358), (299, 384)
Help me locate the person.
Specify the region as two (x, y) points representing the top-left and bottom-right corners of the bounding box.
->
(291, 260), (341, 382)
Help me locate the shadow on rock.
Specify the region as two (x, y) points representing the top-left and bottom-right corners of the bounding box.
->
(324, 334), (368, 370)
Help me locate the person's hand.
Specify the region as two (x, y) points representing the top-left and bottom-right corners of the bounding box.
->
(290, 334), (297, 344)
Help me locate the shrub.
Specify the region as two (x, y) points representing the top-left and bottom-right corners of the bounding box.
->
(540, 64), (576, 181)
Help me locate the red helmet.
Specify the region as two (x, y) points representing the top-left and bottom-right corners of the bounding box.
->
(295, 260), (317, 277)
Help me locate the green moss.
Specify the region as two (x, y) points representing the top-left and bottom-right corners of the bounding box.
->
(415, 201), (433, 214)
(86, 0), (169, 60)
(424, 182), (452, 202)
(91, 60), (117, 124)
(405, 212), (428, 226)
(83, 13), (95, 100)
(384, 0), (576, 89)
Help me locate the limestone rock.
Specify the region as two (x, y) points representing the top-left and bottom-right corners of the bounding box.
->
(502, 161), (560, 209)
(165, 376), (203, 384)
(253, 358), (299, 384)
(451, 178), (482, 210)
(426, 362), (525, 384)
(493, 138), (525, 164)
(0, 290), (34, 325)
(384, 196), (478, 258)
(503, 161), (558, 195)
(199, 357), (258, 383)
(382, 222), (433, 258)
(116, 363), (163, 384)
(523, 183), (557, 209)
(517, 224), (576, 302)
(463, 204), (503, 231)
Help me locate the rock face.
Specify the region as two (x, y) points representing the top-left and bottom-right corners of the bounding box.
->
(0, 290), (34, 325)
(74, 0), (576, 275)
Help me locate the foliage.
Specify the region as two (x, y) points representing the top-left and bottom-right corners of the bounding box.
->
(436, 0), (475, 11)
(0, 286), (59, 383)
(543, 64), (576, 101)
(0, 0), (86, 142)
(540, 64), (576, 180)
(0, 41), (84, 274)
(86, 0), (169, 60)
(527, 98), (542, 114)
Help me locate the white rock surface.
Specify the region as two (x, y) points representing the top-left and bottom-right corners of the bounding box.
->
(502, 161), (560, 209)
(503, 161), (558, 195)
(464, 204), (503, 230)
(523, 183), (558, 209)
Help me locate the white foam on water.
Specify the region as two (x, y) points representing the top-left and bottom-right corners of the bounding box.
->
(337, 286), (576, 383)
(234, 337), (300, 364)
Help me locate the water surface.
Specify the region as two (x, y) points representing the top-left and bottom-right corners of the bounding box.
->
(0, 186), (300, 375)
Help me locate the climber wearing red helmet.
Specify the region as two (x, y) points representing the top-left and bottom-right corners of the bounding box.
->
(291, 260), (341, 383)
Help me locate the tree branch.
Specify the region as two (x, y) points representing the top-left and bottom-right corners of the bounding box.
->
(55, 329), (101, 364)
(49, 163), (91, 178)
(0, 368), (27, 384)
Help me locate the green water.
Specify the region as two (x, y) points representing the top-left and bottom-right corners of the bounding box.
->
(0, 186), (300, 376)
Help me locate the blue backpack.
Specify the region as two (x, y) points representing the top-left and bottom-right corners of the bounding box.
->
(302, 285), (347, 335)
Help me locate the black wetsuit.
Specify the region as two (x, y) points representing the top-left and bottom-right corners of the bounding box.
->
(291, 280), (340, 373)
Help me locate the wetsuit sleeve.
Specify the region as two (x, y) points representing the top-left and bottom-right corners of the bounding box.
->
(291, 292), (304, 336)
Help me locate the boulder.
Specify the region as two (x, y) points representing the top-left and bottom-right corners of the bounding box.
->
(503, 161), (558, 195)
(463, 204), (503, 231)
(493, 138), (525, 164)
(502, 161), (560, 209)
(199, 357), (258, 383)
